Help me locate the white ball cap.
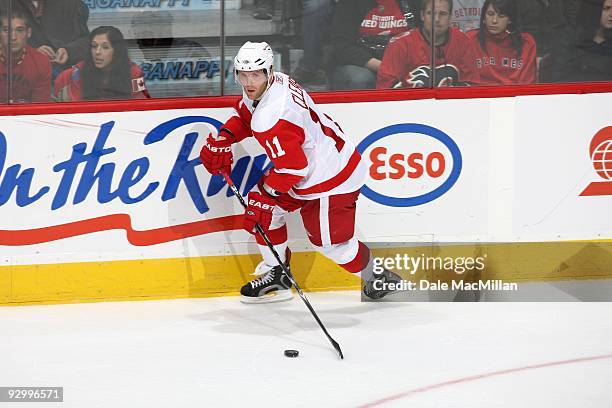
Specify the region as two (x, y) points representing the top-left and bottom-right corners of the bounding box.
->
(234, 41), (274, 73)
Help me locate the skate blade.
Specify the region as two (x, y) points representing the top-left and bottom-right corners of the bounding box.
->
(240, 290), (293, 304)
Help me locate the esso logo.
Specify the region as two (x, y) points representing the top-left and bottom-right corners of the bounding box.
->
(357, 123), (462, 207)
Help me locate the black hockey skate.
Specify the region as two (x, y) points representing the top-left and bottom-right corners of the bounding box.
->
(240, 259), (293, 304)
(363, 269), (403, 300)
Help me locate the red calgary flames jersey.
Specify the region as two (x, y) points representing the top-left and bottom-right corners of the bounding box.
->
(466, 29), (537, 86)
(377, 27), (479, 88)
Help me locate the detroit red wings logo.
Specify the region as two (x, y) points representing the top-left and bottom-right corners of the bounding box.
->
(395, 64), (460, 88)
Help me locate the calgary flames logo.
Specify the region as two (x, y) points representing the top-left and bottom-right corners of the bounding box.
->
(395, 64), (460, 88)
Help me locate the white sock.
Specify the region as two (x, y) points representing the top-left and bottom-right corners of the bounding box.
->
(258, 242), (288, 268)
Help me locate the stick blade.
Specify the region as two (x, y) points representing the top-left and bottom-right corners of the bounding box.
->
(331, 339), (344, 359)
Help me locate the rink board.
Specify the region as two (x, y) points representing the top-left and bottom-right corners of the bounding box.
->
(2, 242), (612, 305)
(0, 93), (611, 305)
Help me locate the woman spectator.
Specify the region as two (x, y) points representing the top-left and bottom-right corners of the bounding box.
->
(559, 0), (612, 82)
(467, 0), (537, 85)
(54, 26), (149, 101)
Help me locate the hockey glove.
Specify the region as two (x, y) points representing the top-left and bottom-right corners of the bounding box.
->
(200, 134), (233, 175)
(243, 191), (276, 234)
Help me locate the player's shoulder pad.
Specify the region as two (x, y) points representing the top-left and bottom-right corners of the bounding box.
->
(250, 82), (287, 133)
(251, 99), (284, 133)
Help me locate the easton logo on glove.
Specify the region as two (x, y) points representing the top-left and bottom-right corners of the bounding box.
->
(248, 199), (275, 211)
(207, 145), (232, 153)
(200, 134), (234, 175)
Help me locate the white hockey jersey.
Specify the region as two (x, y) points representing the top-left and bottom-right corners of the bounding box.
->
(221, 72), (366, 200)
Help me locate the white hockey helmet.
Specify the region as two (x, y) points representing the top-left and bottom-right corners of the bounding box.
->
(234, 41), (274, 76)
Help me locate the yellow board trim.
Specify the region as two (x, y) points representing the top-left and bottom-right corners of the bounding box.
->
(1, 251), (360, 306)
(1, 241), (611, 306)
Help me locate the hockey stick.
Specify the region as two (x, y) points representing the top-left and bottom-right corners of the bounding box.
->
(221, 172), (344, 360)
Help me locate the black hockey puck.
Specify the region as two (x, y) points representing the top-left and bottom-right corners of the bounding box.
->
(284, 349), (299, 358)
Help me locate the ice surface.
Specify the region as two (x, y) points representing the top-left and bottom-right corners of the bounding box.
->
(1, 291), (611, 407)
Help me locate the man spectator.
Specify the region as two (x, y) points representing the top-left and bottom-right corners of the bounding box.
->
(251, 0), (335, 86)
(129, 11), (213, 97)
(330, 0), (418, 90)
(377, 0), (478, 88)
(0, 6), (51, 102)
(1, 0), (90, 67)
(291, 0), (334, 87)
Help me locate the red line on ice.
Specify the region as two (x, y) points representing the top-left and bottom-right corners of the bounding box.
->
(359, 353), (612, 407)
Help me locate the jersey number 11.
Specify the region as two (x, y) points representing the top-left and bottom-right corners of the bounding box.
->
(265, 136), (286, 158)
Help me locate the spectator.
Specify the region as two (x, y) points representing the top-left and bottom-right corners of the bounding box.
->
(291, 0), (334, 86)
(515, 0), (580, 82)
(452, 0), (485, 32)
(54, 26), (149, 102)
(559, 0), (612, 82)
(467, 0), (537, 85)
(251, 0), (334, 86)
(377, 0), (478, 88)
(253, 0), (275, 20)
(0, 6), (51, 102)
(330, 0), (418, 90)
(2, 0), (90, 67)
(130, 11), (213, 97)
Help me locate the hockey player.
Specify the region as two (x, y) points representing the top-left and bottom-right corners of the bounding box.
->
(200, 41), (401, 303)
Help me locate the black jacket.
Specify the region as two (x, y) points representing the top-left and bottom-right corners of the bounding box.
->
(556, 1), (612, 82)
(559, 39), (612, 82)
(11, 0), (90, 66)
(330, 0), (418, 67)
(516, 0), (580, 57)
